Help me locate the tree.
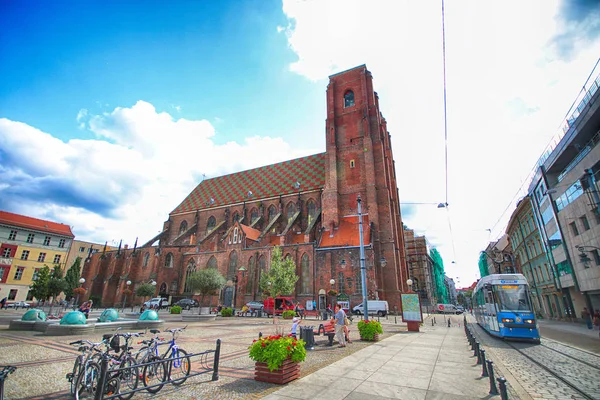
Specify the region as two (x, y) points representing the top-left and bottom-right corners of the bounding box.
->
(457, 292), (465, 306)
(29, 266), (51, 302)
(136, 283), (156, 302)
(186, 268), (226, 314)
(64, 257), (82, 300)
(258, 247), (299, 297)
(47, 265), (67, 303)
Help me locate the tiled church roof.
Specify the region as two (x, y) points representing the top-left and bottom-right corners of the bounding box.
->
(171, 153), (326, 215)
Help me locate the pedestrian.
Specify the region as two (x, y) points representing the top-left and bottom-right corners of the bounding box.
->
(79, 300), (93, 319)
(312, 300), (316, 311)
(332, 304), (346, 348)
(582, 307), (593, 329)
(0, 297), (6, 310)
(291, 316), (301, 339)
(592, 310), (600, 331)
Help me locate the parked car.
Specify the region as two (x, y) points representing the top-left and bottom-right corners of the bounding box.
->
(174, 298), (198, 310)
(6, 301), (30, 309)
(245, 301), (264, 311)
(143, 297), (170, 309)
(352, 300), (389, 316)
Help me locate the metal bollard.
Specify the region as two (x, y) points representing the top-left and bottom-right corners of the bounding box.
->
(259, 332), (262, 339)
(474, 341), (479, 357)
(497, 377), (508, 400)
(395, 316), (397, 324)
(487, 360), (499, 395)
(476, 343), (482, 364)
(470, 333), (475, 350)
(432, 318), (435, 326)
(480, 349), (488, 377)
(434, 316), (436, 324)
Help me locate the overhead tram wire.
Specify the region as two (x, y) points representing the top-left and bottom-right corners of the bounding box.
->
(441, 0), (457, 263)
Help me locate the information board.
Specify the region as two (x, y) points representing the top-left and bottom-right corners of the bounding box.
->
(401, 293), (423, 322)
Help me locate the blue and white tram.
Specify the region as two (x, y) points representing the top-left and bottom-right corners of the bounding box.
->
(472, 274), (540, 343)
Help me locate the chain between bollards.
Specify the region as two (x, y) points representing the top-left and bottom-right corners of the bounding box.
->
(487, 360), (499, 395)
(497, 377), (508, 399)
(480, 349), (488, 377)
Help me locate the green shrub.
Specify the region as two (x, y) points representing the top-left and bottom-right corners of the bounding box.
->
(248, 334), (307, 371)
(282, 310), (296, 319)
(221, 307), (233, 317)
(170, 305), (182, 314)
(357, 319), (383, 340)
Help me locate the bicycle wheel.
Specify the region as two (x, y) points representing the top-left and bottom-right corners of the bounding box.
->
(141, 355), (167, 393)
(74, 361), (100, 400)
(69, 355), (83, 395)
(105, 376), (120, 397)
(169, 348), (191, 385)
(117, 356), (139, 400)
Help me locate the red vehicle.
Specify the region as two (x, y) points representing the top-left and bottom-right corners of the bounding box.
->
(263, 296), (304, 317)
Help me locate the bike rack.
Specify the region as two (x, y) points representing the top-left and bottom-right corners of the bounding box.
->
(0, 366), (17, 400)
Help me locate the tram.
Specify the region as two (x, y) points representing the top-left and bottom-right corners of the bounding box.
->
(472, 274), (540, 343)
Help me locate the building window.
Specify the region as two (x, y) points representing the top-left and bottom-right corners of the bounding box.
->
(228, 251), (238, 279)
(344, 90), (355, 107)
(26, 290), (34, 301)
(143, 252), (150, 268)
(53, 254), (61, 264)
(26, 233), (35, 243)
(569, 222), (579, 236)
(233, 212), (240, 223)
(44, 236), (51, 246)
(79, 247), (86, 252)
(233, 227), (239, 244)
(38, 253), (46, 262)
(580, 215), (591, 231)
(32, 268), (40, 281)
(21, 250), (29, 260)
(251, 208), (259, 224)
(355, 272), (362, 293)
(207, 256), (217, 269)
(0, 267), (5, 281)
(338, 272), (344, 292)
(164, 253), (174, 268)
(8, 230), (17, 240)
(1, 248), (11, 258)
(184, 261), (197, 293)
(58, 239), (66, 248)
(207, 216), (216, 233)
(268, 205), (277, 221)
(179, 220), (188, 235)
(8, 289), (17, 300)
(14, 267), (25, 280)
(350, 160), (355, 168)
(594, 250), (600, 266)
(301, 253), (310, 294)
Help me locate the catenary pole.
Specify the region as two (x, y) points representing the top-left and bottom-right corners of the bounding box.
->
(357, 195), (369, 320)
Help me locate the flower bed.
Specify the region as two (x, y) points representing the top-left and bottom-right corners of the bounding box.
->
(357, 319), (383, 341)
(248, 334), (306, 372)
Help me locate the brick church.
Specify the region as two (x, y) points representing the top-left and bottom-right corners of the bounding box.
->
(81, 65), (410, 312)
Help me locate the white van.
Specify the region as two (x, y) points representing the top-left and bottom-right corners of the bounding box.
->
(435, 304), (462, 314)
(352, 300), (389, 316)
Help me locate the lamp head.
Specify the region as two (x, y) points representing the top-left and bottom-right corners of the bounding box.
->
(329, 278), (335, 285)
(406, 279), (413, 287)
(126, 280), (132, 286)
(79, 278), (86, 284)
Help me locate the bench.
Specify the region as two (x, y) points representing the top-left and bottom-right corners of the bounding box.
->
(313, 323), (337, 346)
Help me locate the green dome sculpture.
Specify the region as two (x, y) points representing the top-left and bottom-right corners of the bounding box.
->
(98, 308), (119, 322)
(60, 311), (88, 325)
(139, 310), (159, 321)
(21, 309), (47, 321)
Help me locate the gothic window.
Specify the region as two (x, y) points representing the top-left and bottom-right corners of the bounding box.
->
(301, 253), (310, 294)
(286, 202), (296, 222)
(207, 256), (217, 269)
(142, 252), (150, 268)
(355, 272), (362, 293)
(251, 208), (259, 223)
(346, 277), (353, 293)
(344, 90), (355, 107)
(164, 253), (174, 268)
(307, 200), (317, 226)
(170, 280), (178, 293)
(184, 261), (196, 293)
(246, 256), (255, 294)
(207, 216), (216, 233)
(233, 227), (239, 244)
(233, 212), (240, 223)
(159, 282), (168, 295)
(268, 205), (277, 221)
(257, 255), (266, 297)
(338, 272), (344, 292)
(228, 251), (237, 279)
(179, 220), (188, 235)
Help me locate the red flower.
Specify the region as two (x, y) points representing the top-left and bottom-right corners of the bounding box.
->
(292, 342), (297, 346)
(253, 339), (257, 343)
(287, 346), (291, 350)
(261, 342), (266, 347)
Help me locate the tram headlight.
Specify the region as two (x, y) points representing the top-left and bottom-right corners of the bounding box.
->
(501, 318), (514, 323)
(524, 319), (534, 324)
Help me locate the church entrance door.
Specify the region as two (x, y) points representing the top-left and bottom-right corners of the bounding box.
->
(223, 286), (234, 308)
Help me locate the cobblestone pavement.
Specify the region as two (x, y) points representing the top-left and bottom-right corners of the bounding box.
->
(0, 314), (408, 399)
(468, 318), (599, 400)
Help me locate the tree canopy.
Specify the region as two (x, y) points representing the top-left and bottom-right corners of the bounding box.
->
(258, 246), (299, 297)
(29, 266), (51, 301)
(64, 257), (82, 300)
(47, 265), (67, 301)
(186, 267), (226, 313)
(136, 283), (156, 299)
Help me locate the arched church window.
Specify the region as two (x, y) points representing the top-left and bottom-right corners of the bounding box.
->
(301, 253), (310, 294)
(207, 216), (216, 233)
(184, 261), (196, 293)
(159, 282), (168, 295)
(246, 256), (255, 294)
(179, 220), (188, 235)
(164, 253), (173, 268)
(347, 277), (353, 293)
(344, 90), (355, 107)
(355, 272), (362, 293)
(268, 205), (277, 221)
(228, 251), (237, 279)
(286, 202), (296, 222)
(251, 208), (259, 223)
(142, 252), (150, 268)
(233, 227), (239, 244)
(307, 200), (317, 226)
(207, 256), (217, 269)
(338, 272), (344, 292)
(233, 212), (240, 223)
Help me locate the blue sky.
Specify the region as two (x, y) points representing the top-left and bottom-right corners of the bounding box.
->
(1, 0), (600, 287)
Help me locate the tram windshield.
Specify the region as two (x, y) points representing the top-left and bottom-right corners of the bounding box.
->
(494, 284), (531, 312)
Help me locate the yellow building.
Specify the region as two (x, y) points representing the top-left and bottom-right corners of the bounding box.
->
(0, 211), (74, 302)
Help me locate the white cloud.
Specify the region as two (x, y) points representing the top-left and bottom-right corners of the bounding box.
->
(0, 102), (315, 248)
(280, 0), (600, 286)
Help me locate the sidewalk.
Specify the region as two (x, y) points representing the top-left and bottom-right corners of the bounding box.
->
(264, 317), (497, 400)
(538, 318), (600, 339)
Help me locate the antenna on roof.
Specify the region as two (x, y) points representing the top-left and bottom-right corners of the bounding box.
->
(293, 181), (301, 190)
(247, 191), (253, 198)
(201, 173), (206, 182)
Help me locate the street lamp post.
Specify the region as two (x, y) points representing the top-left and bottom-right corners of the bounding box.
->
(357, 196), (369, 320)
(75, 278), (85, 308)
(122, 280), (132, 311)
(329, 278), (335, 313)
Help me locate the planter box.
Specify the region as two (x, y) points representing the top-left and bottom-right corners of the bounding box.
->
(360, 333), (380, 342)
(254, 359), (300, 384)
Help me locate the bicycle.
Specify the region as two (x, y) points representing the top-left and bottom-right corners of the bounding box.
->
(105, 332), (144, 400)
(137, 326), (190, 387)
(136, 329), (168, 394)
